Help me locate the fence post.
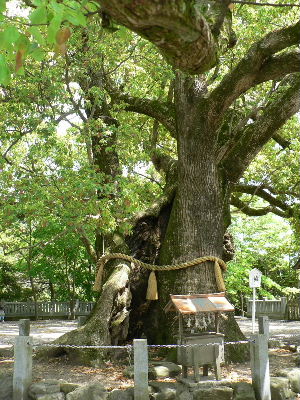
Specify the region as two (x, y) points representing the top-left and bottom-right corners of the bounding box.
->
(246, 298), (251, 317)
(13, 319), (32, 400)
(133, 339), (149, 400)
(77, 316), (87, 327)
(258, 316), (269, 340)
(280, 297), (287, 318)
(250, 316), (271, 400)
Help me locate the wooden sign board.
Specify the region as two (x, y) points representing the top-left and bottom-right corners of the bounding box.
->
(249, 268), (262, 288)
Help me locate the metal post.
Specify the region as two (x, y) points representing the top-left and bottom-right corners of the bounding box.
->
(134, 339), (149, 400)
(252, 287), (256, 333)
(13, 319), (32, 400)
(250, 317), (271, 400)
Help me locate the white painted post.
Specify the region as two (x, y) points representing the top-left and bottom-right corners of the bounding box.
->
(13, 319), (32, 400)
(250, 316), (271, 400)
(249, 268), (262, 333)
(133, 339), (149, 400)
(252, 287), (256, 333)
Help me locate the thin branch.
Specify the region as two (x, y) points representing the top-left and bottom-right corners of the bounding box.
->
(231, 195), (288, 218)
(233, 183), (293, 214)
(75, 226), (97, 263)
(104, 75), (176, 136)
(3, 228), (71, 256)
(272, 133), (291, 149)
(132, 171), (163, 188)
(64, 54), (87, 123)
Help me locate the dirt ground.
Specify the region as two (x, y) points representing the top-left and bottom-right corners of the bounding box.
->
(0, 317), (299, 390)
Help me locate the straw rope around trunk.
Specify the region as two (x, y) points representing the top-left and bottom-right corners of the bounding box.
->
(93, 253), (227, 299)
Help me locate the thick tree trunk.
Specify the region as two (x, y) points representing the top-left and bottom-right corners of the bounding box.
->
(146, 74), (227, 341)
(143, 75), (247, 361)
(46, 75), (247, 364)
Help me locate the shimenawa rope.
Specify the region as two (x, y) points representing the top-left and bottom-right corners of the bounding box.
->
(93, 253), (227, 300)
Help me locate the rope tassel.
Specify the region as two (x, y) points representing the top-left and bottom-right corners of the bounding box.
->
(146, 271), (158, 300)
(214, 260), (226, 292)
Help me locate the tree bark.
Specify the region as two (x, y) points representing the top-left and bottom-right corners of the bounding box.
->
(98, 0), (220, 74)
(41, 261), (132, 364)
(147, 74), (240, 344)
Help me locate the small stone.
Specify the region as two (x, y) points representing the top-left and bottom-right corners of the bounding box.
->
(36, 394), (65, 400)
(66, 382), (107, 400)
(29, 380), (61, 396)
(295, 355), (300, 367)
(193, 386), (233, 400)
(275, 368), (300, 394)
(108, 388), (134, 399)
(152, 362), (181, 378)
(60, 383), (81, 395)
(124, 362), (181, 380)
(177, 391), (193, 400)
(0, 374), (13, 400)
(270, 377), (292, 400)
(233, 382), (255, 400)
(149, 381), (177, 400)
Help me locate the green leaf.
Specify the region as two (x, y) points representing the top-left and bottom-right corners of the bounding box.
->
(16, 66), (25, 75)
(30, 46), (45, 61)
(4, 26), (20, 44)
(29, 26), (45, 46)
(16, 34), (30, 54)
(0, 54), (10, 85)
(49, 0), (65, 15)
(32, 0), (43, 5)
(47, 15), (62, 44)
(29, 5), (48, 25)
(0, 0), (6, 13)
(65, 10), (86, 27)
(0, 26), (20, 50)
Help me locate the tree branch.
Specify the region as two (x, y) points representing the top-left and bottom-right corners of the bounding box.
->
(221, 73), (300, 181)
(230, 195), (289, 218)
(233, 184), (293, 215)
(271, 133), (291, 149)
(75, 226), (97, 264)
(209, 22), (300, 119)
(98, 0), (219, 74)
(104, 78), (176, 136)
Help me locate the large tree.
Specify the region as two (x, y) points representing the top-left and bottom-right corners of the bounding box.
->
(1, 0), (300, 363)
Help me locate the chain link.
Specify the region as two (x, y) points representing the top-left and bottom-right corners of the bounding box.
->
(33, 343), (133, 350)
(33, 340), (252, 350)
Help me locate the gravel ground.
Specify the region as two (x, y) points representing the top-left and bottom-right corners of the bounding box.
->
(0, 317), (299, 389)
(0, 319), (78, 350)
(236, 317), (300, 346)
